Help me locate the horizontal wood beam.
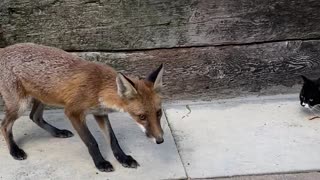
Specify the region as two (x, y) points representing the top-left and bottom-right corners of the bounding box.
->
(71, 39), (320, 100)
(1, 0), (320, 50)
(0, 39), (319, 107)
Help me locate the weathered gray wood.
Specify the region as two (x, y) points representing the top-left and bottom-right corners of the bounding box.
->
(1, 0), (320, 50)
(72, 39), (320, 100)
(0, 39), (319, 102)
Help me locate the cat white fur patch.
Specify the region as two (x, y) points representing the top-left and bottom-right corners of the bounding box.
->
(302, 102), (310, 109)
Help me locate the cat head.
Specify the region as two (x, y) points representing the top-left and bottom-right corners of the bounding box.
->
(300, 75), (320, 108)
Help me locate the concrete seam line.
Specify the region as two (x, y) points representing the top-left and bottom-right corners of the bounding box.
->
(163, 107), (189, 179)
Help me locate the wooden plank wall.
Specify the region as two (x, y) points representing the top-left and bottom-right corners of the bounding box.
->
(1, 0), (320, 101)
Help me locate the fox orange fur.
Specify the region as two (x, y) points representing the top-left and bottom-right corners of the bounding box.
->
(0, 43), (164, 172)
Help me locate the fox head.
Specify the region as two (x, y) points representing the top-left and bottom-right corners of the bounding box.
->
(116, 64), (164, 144)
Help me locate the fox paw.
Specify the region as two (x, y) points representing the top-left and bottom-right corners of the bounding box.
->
(53, 129), (74, 138)
(96, 161), (114, 172)
(10, 148), (27, 160)
(117, 155), (139, 168)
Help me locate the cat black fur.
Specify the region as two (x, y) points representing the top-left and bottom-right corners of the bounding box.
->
(300, 75), (320, 107)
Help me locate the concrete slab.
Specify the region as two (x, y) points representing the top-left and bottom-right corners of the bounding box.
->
(209, 172), (320, 180)
(0, 111), (186, 180)
(165, 94), (320, 178)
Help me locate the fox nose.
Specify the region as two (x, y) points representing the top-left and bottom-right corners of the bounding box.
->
(156, 137), (164, 144)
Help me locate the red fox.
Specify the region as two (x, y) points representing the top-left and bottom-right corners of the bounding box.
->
(0, 43), (164, 172)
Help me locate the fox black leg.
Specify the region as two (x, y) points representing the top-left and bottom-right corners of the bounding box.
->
(1, 95), (28, 160)
(65, 110), (114, 172)
(94, 115), (139, 168)
(30, 99), (73, 138)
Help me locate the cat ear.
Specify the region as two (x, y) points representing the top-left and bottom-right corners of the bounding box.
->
(146, 64), (164, 93)
(116, 73), (137, 99)
(301, 75), (311, 83)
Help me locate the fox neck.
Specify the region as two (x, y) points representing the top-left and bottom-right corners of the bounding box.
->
(99, 90), (127, 113)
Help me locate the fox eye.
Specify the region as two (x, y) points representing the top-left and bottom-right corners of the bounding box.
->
(139, 114), (146, 121)
(157, 109), (162, 117)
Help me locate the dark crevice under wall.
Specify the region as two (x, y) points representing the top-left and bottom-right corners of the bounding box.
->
(66, 37), (320, 53)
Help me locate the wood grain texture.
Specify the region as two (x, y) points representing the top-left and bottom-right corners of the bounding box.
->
(0, 0), (320, 50)
(0, 39), (318, 107)
(72, 39), (320, 100)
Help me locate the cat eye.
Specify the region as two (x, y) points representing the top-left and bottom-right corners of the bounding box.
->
(139, 114), (146, 121)
(310, 99), (314, 102)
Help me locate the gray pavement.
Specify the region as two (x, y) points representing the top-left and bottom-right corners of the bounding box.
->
(1, 94), (320, 180)
(0, 112), (186, 180)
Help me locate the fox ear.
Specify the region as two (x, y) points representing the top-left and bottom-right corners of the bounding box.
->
(116, 73), (137, 99)
(147, 64), (164, 92)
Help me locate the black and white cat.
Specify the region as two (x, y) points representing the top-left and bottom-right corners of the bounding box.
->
(300, 75), (320, 108)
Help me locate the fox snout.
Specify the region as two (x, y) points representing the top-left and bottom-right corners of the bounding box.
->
(144, 127), (164, 144)
(155, 136), (164, 144)
(149, 132), (164, 144)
